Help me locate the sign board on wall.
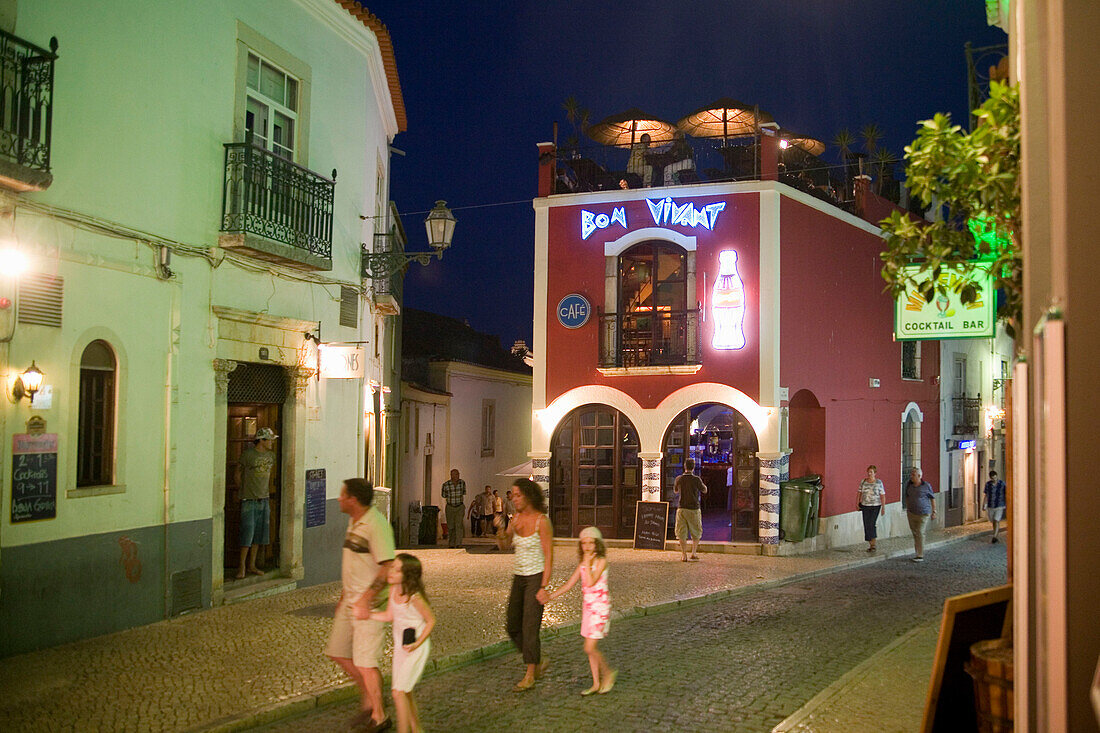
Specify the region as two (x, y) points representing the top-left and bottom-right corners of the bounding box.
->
(556, 294), (591, 329)
(894, 264), (995, 340)
(319, 346), (364, 378)
(11, 432), (58, 523)
(305, 468), (326, 528)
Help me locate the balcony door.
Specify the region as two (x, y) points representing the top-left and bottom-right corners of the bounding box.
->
(617, 241), (687, 366)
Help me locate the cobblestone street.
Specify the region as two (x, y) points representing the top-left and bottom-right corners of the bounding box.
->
(258, 535), (1005, 733)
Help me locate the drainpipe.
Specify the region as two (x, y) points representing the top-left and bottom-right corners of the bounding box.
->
(161, 279), (180, 618)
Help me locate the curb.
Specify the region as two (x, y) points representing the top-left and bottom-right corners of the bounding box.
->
(196, 529), (980, 732)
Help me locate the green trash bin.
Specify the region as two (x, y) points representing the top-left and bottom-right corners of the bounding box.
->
(779, 482), (814, 542)
(789, 475), (823, 539)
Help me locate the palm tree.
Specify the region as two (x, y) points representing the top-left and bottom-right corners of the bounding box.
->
(860, 123), (884, 155)
(832, 129), (856, 197)
(872, 147), (896, 196)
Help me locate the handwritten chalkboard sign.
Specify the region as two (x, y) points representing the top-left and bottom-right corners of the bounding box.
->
(633, 501), (669, 550)
(305, 468), (326, 528)
(11, 433), (58, 523)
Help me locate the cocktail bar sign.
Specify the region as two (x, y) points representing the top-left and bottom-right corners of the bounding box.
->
(894, 264), (995, 340)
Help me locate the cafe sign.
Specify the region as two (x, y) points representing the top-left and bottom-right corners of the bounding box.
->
(319, 345), (364, 378)
(894, 264), (995, 340)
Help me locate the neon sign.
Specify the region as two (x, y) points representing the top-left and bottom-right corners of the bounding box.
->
(711, 250), (746, 350)
(647, 197), (725, 230)
(581, 207), (626, 240)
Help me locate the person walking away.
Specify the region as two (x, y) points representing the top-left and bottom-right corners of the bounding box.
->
(479, 485), (496, 536)
(903, 467), (936, 562)
(442, 469), (466, 548)
(492, 490), (505, 532)
(467, 490), (484, 537)
(496, 478), (553, 691)
(371, 553), (435, 733)
(503, 489), (516, 529)
(236, 427), (277, 579)
(674, 458), (707, 561)
(982, 470), (1007, 543)
(326, 478), (396, 732)
(857, 464), (887, 552)
(542, 527), (616, 695)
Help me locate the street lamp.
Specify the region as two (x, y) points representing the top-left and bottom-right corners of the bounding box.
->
(362, 200), (457, 281)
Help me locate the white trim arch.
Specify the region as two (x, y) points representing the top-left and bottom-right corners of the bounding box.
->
(653, 382), (773, 451)
(533, 385), (646, 453)
(603, 227), (697, 257)
(901, 401), (925, 424)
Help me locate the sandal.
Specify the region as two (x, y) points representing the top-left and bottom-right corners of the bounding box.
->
(535, 657), (550, 678)
(581, 685), (600, 696)
(598, 669), (618, 694)
(512, 677), (536, 692)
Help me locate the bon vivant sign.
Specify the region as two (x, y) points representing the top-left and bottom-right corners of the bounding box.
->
(581, 197), (726, 240)
(894, 264), (995, 340)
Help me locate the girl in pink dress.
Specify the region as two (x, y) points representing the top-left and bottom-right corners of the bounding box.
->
(545, 526), (617, 695)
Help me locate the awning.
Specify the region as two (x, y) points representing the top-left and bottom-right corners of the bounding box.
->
(496, 460), (534, 478)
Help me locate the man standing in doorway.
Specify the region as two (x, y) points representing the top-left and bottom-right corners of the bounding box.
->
(236, 427), (277, 579)
(326, 478), (395, 732)
(904, 467), (937, 562)
(674, 458), (708, 562)
(442, 468), (467, 548)
(982, 470), (1007, 543)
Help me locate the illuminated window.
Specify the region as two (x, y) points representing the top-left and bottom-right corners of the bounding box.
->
(612, 241), (692, 367)
(77, 340), (117, 487)
(901, 342), (921, 380)
(245, 52), (299, 160)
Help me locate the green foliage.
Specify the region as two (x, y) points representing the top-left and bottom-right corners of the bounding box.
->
(879, 81), (1021, 336)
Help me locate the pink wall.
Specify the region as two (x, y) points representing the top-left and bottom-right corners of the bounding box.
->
(544, 192), (761, 409)
(779, 198), (940, 518)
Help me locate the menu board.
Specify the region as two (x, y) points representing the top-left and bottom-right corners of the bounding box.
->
(305, 468), (326, 528)
(633, 501), (669, 550)
(11, 433), (58, 523)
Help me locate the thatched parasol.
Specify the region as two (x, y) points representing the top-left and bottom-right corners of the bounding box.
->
(586, 108), (676, 148)
(676, 98), (775, 140)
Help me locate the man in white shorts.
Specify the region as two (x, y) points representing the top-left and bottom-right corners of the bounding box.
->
(674, 458), (708, 561)
(326, 478), (395, 732)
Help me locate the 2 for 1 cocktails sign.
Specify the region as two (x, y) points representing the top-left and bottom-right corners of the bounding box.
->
(11, 432), (58, 523)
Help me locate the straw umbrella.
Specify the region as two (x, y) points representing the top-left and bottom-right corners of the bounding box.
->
(676, 98), (775, 142)
(586, 108), (676, 148)
(777, 130), (826, 156)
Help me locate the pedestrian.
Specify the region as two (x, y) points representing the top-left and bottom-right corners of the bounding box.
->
(492, 490), (504, 531)
(857, 464), (887, 552)
(496, 477), (553, 691)
(467, 490), (484, 537)
(370, 553), (435, 733)
(441, 469), (466, 548)
(543, 527), (617, 695)
(981, 470), (1007, 543)
(503, 489), (516, 529)
(479, 485), (496, 536)
(235, 427), (277, 579)
(903, 467), (937, 562)
(673, 458), (708, 561)
(325, 478), (396, 732)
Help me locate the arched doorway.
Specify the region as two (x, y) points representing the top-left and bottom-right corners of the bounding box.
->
(550, 405), (641, 539)
(662, 404), (759, 542)
(788, 389), (825, 479)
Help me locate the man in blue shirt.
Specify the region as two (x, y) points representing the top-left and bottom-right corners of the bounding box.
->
(982, 470), (1007, 544)
(903, 467), (937, 562)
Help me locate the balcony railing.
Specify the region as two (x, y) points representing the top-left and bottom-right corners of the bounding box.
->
(952, 396), (982, 435)
(365, 231), (404, 314)
(0, 30), (57, 190)
(598, 309), (702, 369)
(221, 138), (335, 260)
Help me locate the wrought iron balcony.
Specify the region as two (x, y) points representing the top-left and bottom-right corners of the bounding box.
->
(598, 309), (702, 369)
(220, 138), (335, 269)
(364, 231), (405, 316)
(0, 30), (57, 192)
(952, 395), (982, 435)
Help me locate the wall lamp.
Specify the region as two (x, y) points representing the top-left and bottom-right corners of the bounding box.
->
(12, 361), (43, 404)
(361, 200), (456, 281)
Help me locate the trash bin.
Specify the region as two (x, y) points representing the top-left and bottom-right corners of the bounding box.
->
(779, 481), (814, 542)
(408, 501), (423, 546)
(789, 475), (823, 539)
(419, 505), (440, 545)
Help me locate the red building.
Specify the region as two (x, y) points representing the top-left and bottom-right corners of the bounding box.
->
(529, 129), (939, 552)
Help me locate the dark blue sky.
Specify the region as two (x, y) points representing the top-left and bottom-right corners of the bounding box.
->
(367, 1), (1006, 348)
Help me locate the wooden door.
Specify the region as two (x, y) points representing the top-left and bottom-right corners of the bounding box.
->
(224, 403), (282, 570)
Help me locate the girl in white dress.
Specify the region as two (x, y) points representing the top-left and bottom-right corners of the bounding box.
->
(371, 553), (435, 733)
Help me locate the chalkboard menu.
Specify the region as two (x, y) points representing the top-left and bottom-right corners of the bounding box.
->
(11, 433), (58, 523)
(633, 501), (669, 550)
(305, 468), (326, 528)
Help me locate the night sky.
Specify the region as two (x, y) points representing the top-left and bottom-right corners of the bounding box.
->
(367, 1), (1007, 348)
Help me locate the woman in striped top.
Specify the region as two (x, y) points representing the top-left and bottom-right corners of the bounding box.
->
(857, 464), (887, 552)
(497, 477), (554, 691)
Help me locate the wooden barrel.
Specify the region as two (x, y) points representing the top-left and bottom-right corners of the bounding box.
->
(965, 638), (1014, 733)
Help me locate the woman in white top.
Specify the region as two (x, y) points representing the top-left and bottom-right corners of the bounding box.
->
(497, 477), (554, 691)
(857, 464), (887, 552)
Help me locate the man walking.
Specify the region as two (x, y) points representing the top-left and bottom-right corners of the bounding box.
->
(236, 427), (277, 579)
(442, 468), (467, 548)
(674, 458), (708, 561)
(981, 470), (1007, 543)
(903, 467), (937, 562)
(479, 485), (496, 536)
(325, 478), (395, 732)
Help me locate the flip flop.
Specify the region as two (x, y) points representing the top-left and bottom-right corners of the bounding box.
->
(598, 669), (618, 694)
(512, 677), (536, 692)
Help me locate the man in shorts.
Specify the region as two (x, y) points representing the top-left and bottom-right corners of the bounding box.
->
(982, 470), (1007, 543)
(236, 427), (277, 579)
(674, 458), (708, 561)
(326, 478), (395, 732)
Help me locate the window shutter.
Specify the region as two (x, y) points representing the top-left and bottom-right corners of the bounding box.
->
(18, 273), (64, 327)
(339, 286), (358, 328)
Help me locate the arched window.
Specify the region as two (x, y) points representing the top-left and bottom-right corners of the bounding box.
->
(901, 408), (922, 490)
(77, 340), (117, 486)
(612, 241), (693, 367)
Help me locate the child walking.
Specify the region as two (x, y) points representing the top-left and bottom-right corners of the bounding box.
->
(544, 526), (617, 695)
(371, 553), (435, 733)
